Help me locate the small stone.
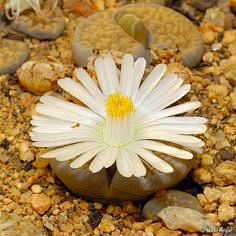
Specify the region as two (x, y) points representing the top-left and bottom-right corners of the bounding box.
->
(3, 197), (13, 204)
(157, 206), (215, 232)
(222, 30), (236, 45)
(211, 43), (222, 51)
(19, 142), (34, 162)
(143, 190), (203, 221)
(230, 91), (236, 109)
(213, 161), (236, 186)
(193, 168), (212, 184)
(192, 0), (218, 11)
(133, 220), (152, 230)
(30, 193), (51, 215)
(94, 202), (103, 210)
(79, 201), (89, 210)
(123, 202), (139, 214)
(219, 187), (236, 205)
(206, 84), (228, 102)
(219, 147), (234, 160)
(201, 30), (216, 44)
(145, 223), (162, 233)
(98, 217), (115, 233)
(89, 211), (103, 228)
(201, 154), (214, 167)
(44, 222), (54, 231)
(203, 187), (222, 203)
(31, 184), (42, 194)
(218, 202), (236, 222)
(155, 227), (182, 236)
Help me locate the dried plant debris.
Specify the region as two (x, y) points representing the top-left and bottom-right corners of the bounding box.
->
(0, 38), (29, 75)
(72, 3), (204, 67)
(17, 60), (68, 95)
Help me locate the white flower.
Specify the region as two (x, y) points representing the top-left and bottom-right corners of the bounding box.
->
(30, 54), (207, 178)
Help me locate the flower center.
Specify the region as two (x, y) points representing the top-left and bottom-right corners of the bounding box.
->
(105, 92), (134, 118)
(103, 92), (135, 148)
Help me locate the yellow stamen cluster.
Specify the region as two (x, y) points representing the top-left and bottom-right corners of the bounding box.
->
(105, 92), (134, 118)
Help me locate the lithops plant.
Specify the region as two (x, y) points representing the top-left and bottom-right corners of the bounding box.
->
(72, 3), (204, 68)
(0, 38), (29, 75)
(5, 0), (65, 40)
(30, 54), (207, 203)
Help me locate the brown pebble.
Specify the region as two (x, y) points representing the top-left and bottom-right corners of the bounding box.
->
(30, 193), (51, 215)
(219, 146), (234, 160)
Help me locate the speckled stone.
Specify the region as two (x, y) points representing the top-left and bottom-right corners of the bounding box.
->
(157, 206), (215, 232)
(142, 190), (203, 221)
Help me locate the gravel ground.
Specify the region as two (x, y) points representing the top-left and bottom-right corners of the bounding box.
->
(0, 0), (235, 235)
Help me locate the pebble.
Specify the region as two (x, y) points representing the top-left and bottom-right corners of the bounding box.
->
(123, 202), (139, 214)
(79, 201), (89, 210)
(193, 168), (212, 184)
(18, 142), (34, 162)
(230, 91), (236, 109)
(31, 184), (42, 194)
(206, 84), (229, 101)
(222, 30), (236, 45)
(211, 42), (222, 51)
(219, 187), (236, 205)
(219, 147), (234, 160)
(213, 161), (236, 186)
(201, 154), (214, 167)
(192, 0), (218, 11)
(142, 190), (203, 221)
(98, 217), (115, 233)
(30, 193), (51, 215)
(203, 187), (222, 203)
(133, 220), (152, 230)
(218, 202), (236, 222)
(157, 206), (215, 232)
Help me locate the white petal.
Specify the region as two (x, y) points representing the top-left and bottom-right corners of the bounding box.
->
(150, 116), (208, 125)
(104, 148), (119, 168)
(70, 146), (105, 169)
(31, 114), (76, 127)
(137, 130), (204, 147)
(139, 124), (207, 135)
(140, 73), (181, 108)
(33, 138), (84, 147)
(58, 78), (105, 116)
(139, 101), (201, 126)
(116, 149), (133, 177)
(149, 84), (191, 112)
(94, 58), (110, 96)
(30, 125), (95, 142)
(75, 68), (105, 99)
(104, 56), (119, 92)
(41, 142), (96, 158)
(130, 57), (146, 100)
(135, 64), (167, 106)
(40, 96), (101, 120)
(120, 54), (134, 96)
(129, 146), (173, 173)
(35, 103), (97, 126)
(137, 140), (193, 159)
(128, 151), (146, 177)
(89, 147), (113, 173)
